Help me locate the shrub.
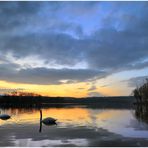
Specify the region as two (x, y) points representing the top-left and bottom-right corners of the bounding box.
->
(133, 79), (148, 103)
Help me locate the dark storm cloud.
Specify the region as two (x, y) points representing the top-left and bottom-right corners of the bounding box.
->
(0, 63), (20, 74)
(0, 65), (106, 84)
(0, 2), (41, 31)
(2, 28), (148, 71)
(1, 33), (85, 66)
(0, 2), (147, 69)
(0, 1), (84, 34)
(86, 28), (148, 70)
(0, 2), (148, 84)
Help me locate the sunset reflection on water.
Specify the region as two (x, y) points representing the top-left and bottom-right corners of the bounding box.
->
(0, 107), (91, 126)
(0, 107), (148, 147)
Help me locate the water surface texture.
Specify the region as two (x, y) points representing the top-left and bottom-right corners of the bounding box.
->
(0, 107), (148, 147)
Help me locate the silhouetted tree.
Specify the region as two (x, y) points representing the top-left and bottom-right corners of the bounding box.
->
(133, 79), (148, 104)
(5, 91), (41, 97)
(133, 79), (148, 124)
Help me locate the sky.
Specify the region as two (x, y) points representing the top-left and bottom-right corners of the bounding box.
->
(0, 1), (148, 97)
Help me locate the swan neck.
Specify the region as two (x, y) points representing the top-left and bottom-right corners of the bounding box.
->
(40, 110), (42, 121)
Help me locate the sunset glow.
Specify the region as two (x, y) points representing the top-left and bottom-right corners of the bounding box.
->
(0, 1), (147, 97)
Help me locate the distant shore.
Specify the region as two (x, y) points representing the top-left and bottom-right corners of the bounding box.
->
(0, 96), (135, 109)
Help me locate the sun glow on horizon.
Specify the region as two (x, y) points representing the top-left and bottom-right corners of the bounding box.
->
(0, 78), (132, 97)
(0, 80), (90, 97)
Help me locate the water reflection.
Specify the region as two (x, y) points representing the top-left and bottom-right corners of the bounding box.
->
(0, 107), (148, 146)
(135, 104), (148, 123)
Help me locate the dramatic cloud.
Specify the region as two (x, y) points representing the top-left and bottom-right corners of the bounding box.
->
(0, 64), (106, 84)
(0, 1), (148, 86)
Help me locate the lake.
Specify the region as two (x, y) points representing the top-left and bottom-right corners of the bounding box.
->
(0, 106), (148, 147)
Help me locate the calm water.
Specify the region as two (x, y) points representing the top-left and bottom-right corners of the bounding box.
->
(0, 106), (148, 147)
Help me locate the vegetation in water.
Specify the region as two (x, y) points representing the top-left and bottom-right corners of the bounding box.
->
(133, 79), (148, 104)
(133, 79), (148, 123)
